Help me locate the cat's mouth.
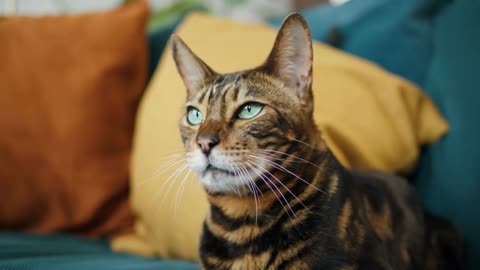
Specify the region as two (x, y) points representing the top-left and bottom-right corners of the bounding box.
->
(203, 164), (236, 177)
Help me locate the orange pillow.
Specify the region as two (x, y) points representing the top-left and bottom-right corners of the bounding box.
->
(0, 1), (148, 237)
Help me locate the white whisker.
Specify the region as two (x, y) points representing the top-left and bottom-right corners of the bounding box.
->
(246, 161), (296, 220)
(136, 157), (186, 187)
(248, 159), (310, 214)
(227, 162), (242, 196)
(173, 168), (193, 216)
(248, 154), (326, 195)
(292, 138), (325, 152)
(257, 149), (322, 169)
(238, 164), (260, 225)
(154, 164), (189, 213)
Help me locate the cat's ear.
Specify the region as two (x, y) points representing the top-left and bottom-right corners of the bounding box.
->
(262, 13), (313, 102)
(171, 34), (217, 96)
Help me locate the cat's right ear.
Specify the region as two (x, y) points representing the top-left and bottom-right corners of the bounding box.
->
(171, 34), (216, 96)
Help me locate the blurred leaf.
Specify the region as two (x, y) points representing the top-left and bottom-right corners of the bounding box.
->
(148, 0), (206, 32)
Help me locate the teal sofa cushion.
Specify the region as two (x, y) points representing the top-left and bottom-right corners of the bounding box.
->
(0, 232), (198, 270)
(148, 20), (178, 78)
(271, 0), (449, 86)
(147, 2), (206, 77)
(414, 1), (480, 269)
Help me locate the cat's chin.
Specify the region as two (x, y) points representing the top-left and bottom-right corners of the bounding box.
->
(199, 170), (250, 195)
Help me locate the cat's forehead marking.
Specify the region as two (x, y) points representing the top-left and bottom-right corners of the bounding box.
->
(195, 73), (245, 104)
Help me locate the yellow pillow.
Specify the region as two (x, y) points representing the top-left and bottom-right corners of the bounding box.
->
(112, 13), (448, 261)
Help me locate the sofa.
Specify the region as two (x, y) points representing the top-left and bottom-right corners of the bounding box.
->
(0, 0), (478, 269)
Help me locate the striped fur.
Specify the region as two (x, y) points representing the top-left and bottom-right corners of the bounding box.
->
(171, 13), (464, 270)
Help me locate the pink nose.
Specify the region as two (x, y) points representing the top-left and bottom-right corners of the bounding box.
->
(197, 135), (219, 156)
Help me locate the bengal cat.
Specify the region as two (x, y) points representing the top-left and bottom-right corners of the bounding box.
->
(171, 13), (464, 270)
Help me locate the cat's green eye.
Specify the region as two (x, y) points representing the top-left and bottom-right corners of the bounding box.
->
(187, 107), (203, 125)
(237, 103), (264, 120)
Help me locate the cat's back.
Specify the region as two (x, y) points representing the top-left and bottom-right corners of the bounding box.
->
(344, 170), (426, 269)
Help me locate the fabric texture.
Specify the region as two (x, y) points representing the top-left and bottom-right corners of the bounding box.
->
(270, 0), (450, 86)
(413, 1), (480, 269)
(0, 232), (198, 270)
(0, 1), (149, 238)
(112, 13), (448, 260)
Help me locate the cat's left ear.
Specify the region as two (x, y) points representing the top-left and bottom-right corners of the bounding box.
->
(262, 13), (313, 103)
(171, 34), (217, 96)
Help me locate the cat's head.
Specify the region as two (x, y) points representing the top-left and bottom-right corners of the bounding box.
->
(172, 14), (318, 194)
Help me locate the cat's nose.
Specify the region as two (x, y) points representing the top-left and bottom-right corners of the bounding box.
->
(197, 135), (219, 156)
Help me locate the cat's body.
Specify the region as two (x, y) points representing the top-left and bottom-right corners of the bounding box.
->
(201, 146), (424, 270)
(171, 14), (463, 270)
